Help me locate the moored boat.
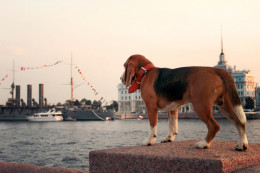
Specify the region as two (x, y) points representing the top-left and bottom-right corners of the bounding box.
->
(138, 115), (144, 120)
(27, 108), (63, 121)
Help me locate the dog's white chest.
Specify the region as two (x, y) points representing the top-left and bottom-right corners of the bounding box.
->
(161, 102), (180, 111)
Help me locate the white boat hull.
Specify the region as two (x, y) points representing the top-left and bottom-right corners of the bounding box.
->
(27, 116), (63, 122)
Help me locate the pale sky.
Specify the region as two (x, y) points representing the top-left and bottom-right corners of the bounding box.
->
(0, 0), (260, 105)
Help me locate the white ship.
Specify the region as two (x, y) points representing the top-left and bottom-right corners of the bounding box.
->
(27, 108), (63, 122)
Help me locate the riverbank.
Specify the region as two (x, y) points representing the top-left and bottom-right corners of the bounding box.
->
(115, 112), (260, 120)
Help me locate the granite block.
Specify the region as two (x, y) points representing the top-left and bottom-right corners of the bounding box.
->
(89, 140), (260, 173)
(0, 162), (89, 173)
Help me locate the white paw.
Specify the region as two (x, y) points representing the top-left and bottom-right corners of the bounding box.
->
(235, 142), (248, 151)
(195, 140), (210, 149)
(143, 137), (156, 146)
(161, 135), (175, 143)
(235, 135), (248, 151)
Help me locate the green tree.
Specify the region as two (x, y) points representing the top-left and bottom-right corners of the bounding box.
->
(92, 100), (100, 110)
(105, 101), (118, 111)
(74, 99), (81, 106)
(86, 100), (92, 105)
(245, 97), (255, 110)
(111, 101), (118, 111)
(80, 98), (88, 104)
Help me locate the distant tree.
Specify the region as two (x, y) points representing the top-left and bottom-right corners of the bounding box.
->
(86, 100), (92, 105)
(111, 101), (118, 111)
(104, 101), (118, 111)
(74, 99), (81, 106)
(92, 100), (101, 110)
(65, 100), (74, 106)
(245, 97), (255, 110)
(80, 98), (88, 104)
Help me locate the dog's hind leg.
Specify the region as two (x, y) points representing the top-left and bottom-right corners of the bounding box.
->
(193, 102), (220, 149)
(161, 110), (178, 143)
(217, 99), (248, 151)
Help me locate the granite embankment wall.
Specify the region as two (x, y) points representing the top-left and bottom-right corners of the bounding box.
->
(90, 140), (260, 173)
(0, 162), (89, 173)
(116, 112), (260, 119)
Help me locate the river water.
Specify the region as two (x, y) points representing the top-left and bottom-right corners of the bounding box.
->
(0, 119), (259, 170)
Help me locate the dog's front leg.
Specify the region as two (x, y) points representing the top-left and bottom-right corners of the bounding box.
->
(161, 110), (178, 143)
(143, 107), (158, 146)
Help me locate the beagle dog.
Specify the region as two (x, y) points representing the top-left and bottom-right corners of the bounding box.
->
(121, 54), (248, 151)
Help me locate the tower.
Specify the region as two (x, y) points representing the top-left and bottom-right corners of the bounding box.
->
(15, 85), (20, 108)
(39, 84), (44, 109)
(27, 84), (32, 107)
(218, 26), (227, 65)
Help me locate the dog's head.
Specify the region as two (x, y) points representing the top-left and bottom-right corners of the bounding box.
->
(121, 54), (152, 87)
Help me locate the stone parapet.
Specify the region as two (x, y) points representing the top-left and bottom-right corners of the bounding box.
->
(0, 162), (89, 173)
(89, 140), (260, 173)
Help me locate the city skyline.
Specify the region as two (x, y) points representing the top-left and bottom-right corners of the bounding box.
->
(1, 0), (260, 105)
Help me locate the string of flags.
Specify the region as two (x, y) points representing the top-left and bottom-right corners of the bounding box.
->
(75, 66), (110, 105)
(0, 74), (8, 85)
(20, 60), (63, 71)
(1, 59), (113, 106)
(0, 60), (63, 86)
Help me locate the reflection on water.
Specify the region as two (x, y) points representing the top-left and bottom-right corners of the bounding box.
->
(0, 119), (259, 170)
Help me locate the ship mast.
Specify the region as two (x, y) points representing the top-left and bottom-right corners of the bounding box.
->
(11, 59), (15, 100)
(71, 53), (74, 101)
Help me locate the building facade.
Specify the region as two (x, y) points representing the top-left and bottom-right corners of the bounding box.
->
(117, 83), (193, 113)
(214, 36), (255, 107)
(256, 85), (260, 110)
(118, 83), (146, 113)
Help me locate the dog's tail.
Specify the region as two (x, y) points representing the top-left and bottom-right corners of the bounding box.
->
(215, 68), (246, 125)
(216, 68), (241, 106)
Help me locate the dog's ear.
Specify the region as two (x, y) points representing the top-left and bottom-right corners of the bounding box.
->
(125, 62), (136, 87)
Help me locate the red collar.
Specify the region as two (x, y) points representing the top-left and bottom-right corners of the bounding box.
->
(128, 63), (154, 93)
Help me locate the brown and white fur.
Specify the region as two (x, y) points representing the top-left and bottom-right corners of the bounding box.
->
(121, 54), (248, 151)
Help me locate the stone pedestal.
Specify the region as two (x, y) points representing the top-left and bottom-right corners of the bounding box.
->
(89, 140), (260, 173)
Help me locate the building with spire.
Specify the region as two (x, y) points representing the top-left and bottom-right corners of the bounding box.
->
(214, 27), (255, 108)
(214, 27), (234, 73)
